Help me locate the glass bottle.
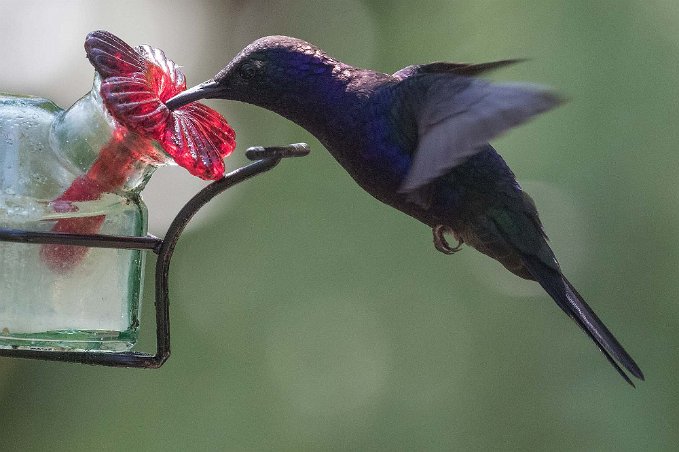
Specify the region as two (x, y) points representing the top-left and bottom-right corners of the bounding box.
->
(0, 30), (235, 352)
(0, 77), (165, 351)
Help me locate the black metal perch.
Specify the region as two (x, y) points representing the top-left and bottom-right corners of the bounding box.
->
(0, 143), (310, 368)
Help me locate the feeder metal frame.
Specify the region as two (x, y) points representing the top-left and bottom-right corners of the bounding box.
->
(0, 143), (310, 368)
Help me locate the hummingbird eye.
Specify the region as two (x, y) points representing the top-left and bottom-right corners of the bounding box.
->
(239, 61), (261, 80)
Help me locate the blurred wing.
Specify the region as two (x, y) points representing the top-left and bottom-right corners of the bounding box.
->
(398, 75), (563, 193)
(392, 59), (523, 80)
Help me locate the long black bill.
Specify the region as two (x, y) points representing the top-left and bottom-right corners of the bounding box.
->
(165, 80), (222, 111)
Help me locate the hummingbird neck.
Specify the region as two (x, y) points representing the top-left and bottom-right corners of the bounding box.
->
(266, 67), (379, 146)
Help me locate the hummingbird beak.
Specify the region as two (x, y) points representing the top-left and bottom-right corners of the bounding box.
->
(165, 79), (222, 110)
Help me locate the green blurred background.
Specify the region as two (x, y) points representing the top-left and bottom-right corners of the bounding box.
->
(0, 0), (676, 450)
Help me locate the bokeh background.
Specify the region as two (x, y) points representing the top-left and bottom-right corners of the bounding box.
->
(0, 0), (676, 450)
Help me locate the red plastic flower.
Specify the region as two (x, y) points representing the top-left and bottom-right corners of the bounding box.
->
(85, 30), (236, 179)
(41, 31), (236, 273)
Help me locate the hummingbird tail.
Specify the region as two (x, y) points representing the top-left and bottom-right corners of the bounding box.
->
(521, 255), (644, 386)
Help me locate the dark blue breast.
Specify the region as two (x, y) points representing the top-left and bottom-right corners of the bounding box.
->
(359, 85), (415, 182)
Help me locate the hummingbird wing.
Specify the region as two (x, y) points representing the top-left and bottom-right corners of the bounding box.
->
(396, 74), (562, 195)
(392, 59), (524, 80)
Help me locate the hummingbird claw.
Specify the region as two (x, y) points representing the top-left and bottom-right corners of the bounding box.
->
(433, 225), (463, 254)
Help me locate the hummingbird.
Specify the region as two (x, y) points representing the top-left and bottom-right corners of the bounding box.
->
(166, 36), (643, 385)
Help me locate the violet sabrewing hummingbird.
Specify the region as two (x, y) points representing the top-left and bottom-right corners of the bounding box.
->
(166, 36), (643, 385)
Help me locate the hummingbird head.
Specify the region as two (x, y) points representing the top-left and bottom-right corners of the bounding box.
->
(166, 35), (345, 113)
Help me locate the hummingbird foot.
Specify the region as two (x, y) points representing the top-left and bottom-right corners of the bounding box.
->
(432, 225), (463, 254)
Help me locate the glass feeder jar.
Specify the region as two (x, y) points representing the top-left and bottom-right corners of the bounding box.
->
(0, 77), (167, 352)
(0, 30), (236, 362)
